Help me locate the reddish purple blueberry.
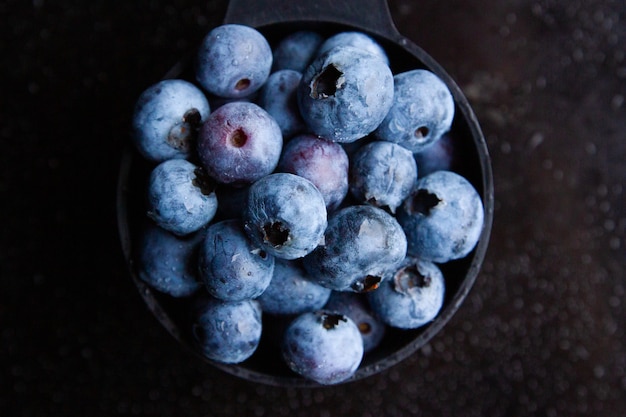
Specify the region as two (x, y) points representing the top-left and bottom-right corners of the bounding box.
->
(197, 101), (282, 186)
(277, 134), (349, 211)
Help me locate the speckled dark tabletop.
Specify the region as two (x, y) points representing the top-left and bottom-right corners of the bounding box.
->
(2, 0), (625, 416)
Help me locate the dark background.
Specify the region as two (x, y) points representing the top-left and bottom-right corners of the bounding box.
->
(2, 0), (625, 415)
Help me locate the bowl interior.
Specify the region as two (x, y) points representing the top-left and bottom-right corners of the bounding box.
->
(117, 20), (493, 387)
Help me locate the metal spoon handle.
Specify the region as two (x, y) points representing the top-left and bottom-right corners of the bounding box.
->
(224, 0), (399, 39)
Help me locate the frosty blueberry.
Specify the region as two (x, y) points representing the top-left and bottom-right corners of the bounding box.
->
(196, 24), (272, 98)
(316, 31), (389, 65)
(397, 170), (484, 263)
(192, 296), (262, 364)
(375, 69), (455, 153)
(244, 173), (327, 260)
(258, 259), (331, 315)
(297, 46), (394, 143)
(198, 219), (275, 301)
(368, 258), (445, 329)
(324, 292), (385, 353)
(132, 79), (210, 162)
(281, 310), (364, 385)
(349, 141), (418, 213)
(303, 205), (407, 292)
(257, 69), (306, 139)
(197, 102), (282, 186)
(146, 159), (218, 236)
(272, 30), (324, 73)
(136, 224), (204, 297)
(277, 134), (349, 211)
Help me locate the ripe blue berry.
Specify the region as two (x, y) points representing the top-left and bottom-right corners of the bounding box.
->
(132, 79), (210, 162)
(368, 258), (445, 329)
(196, 24), (272, 98)
(281, 310), (364, 385)
(146, 159), (218, 236)
(317, 31), (389, 65)
(244, 173), (327, 260)
(397, 170), (484, 263)
(197, 101), (282, 186)
(258, 259), (331, 315)
(198, 219), (275, 301)
(192, 295), (262, 364)
(349, 141), (417, 213)
(272, 30), (324, 73)
(303, 205), (407, 292)
(277, 134), (349, 211)
(297, 46), (394, 143)
(374, 69), (455, 153)
(257, 69), (306, 139)
(136, 223), (203, 297)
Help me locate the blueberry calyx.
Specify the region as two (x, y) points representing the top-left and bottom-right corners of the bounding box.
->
(183, 108), (202, 125)
(235, 78), (251, 91)
(167, 108), (202, 152)
(263, 221), (290, 247)
(410, 189), (441, 216)
(192, 167), (216, 196)
(351, 275), (382, 293)
(311, 64), (344, 99)
(357, 321), (372, 335)
(229, 128), (248, 148)
(414, 126), (430, 139)
(394, 265), (432, 293)
(319, 312), (347, 330)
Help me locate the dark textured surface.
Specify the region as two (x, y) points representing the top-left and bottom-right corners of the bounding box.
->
(2, 0), (625, 415)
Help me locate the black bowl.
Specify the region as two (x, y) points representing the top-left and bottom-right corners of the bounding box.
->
(117, 0), (494, 387)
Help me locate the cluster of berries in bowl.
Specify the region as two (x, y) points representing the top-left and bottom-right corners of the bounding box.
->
(124, 23), (489, 386)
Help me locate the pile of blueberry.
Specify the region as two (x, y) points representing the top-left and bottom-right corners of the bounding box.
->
(131, 24), (485, 385)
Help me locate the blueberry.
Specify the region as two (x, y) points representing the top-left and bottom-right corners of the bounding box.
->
(349, 141), (418, 213)
(413, 133), (458, 176)
(196, 24), (272, 99)
(146, 159), (218, 235)
(244, 173), (327, 260)
(197, 102), (282, 186)
(324, 292), (385, 353)
(374, 69), (455, 153)
(136, 223), (204, 297)
(272, 30), (324, 73)
(198, 219), (275, 301)
(132, 79), (210, 162)
(303, 205), (407, 292)
(258, 258), (331, 315)
(257, 69), (306, 139)
(368, 258), (445, 329)
(317, 31), (389, 66)
(297, 46), (394, 143)
(281, 310), (364, 384)
(277, 134), (349, 211)
(192, 295), (262, 364)
(397, 170), (484, 263)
